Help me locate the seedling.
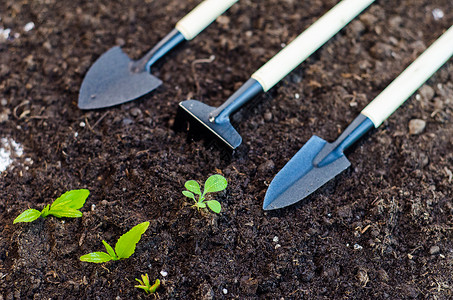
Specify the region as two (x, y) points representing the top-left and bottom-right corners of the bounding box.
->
(13, 189), (90, 224)
(80, 221), (150, 263)
(182, 174), (227, 213)
(135, 274), (160, 294)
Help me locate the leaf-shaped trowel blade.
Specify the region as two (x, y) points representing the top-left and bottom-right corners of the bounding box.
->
(78, 0), (238, 109)
(78, 47), (163, 109)
(263, 136), (351, 210)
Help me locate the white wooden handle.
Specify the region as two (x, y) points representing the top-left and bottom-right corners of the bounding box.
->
(175, 0), (237, 40)
(251, 0), (375, 92)
(362, 26), (453, 127)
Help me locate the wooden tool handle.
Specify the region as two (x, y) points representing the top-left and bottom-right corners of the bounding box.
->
(175, 0), (238, 40)
(251, 0), (375, 92)
(362, 26), (453, 127)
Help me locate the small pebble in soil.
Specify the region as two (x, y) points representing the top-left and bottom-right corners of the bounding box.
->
(122, 118), (133, 125)
(418, 85), (435, 101)
(91, 204), (95, 211)
(0, 28), (11, 41)
(222, 288), (228, 295)
(408, 119), (426, 135)
(429, 245), (440, 255)
(354, 244), (363, 250)
(79, 121), (85, 127)
(0, 109), (9, 122)
(24, 22), (35, 32)
(160, 270), (168, 277)
(273, 236), (279, 243)
(264, 112), (272, 122)
(295, 93), (300, 99)
(432, 8), (444, 20)
(257, 160), (274, 174)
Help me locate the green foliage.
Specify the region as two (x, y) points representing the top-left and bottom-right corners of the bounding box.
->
(80, 221), (150, 263)
(135, 274), (160, 294)
(13, 189), (90, 224)
(182, 174), (227, 214)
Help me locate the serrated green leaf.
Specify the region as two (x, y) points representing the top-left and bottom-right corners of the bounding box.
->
(13, 209), (42, 224)
(52, 189), (89, 210)
(206, 200), (221, 213)
(48, 208), (83, 218)
(185, 180), (202, 195)
(203, 174), (227, 195)
(115, 221), (150, 259)
(182, 190), (195, 201)
(80, 252), (113, 263)
(102, 240), (117, 260)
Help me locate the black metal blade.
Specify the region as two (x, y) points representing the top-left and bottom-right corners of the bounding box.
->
(78, 46), (162, 109)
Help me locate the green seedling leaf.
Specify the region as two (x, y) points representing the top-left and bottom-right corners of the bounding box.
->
(115, 221), (150, 259)
(185, 180), (202, 195)
(14, 189), (89, 224)
(206, 200), (221, 213)
(203, 174), (228, 194)
(138, 273), (150, 286)
(182, 190), (196, 201)
(194, 202), (206, 209)
(47, 208), (83, 218)
(51, 189), (90, 210)
(40, 204), (50, 218)
(80, 252), (113, 263)
(135, 275), (160, 294)
(13, 209), (42, 224)
(102, 240), (117, 260)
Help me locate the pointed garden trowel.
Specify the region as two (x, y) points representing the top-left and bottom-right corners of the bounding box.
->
(263, 25), (453, 210)
(178, 0), (375, 149)
(78, 0), (237, 109)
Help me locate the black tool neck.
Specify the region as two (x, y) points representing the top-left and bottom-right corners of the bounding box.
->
(132, 28), (185, 73)
(208, 78), (264, 124)
(314, 114), (374, 167)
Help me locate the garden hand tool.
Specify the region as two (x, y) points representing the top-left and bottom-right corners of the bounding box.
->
(78, 0), (237, 109)
(263, 25), (453, 210)
(178, 0), (375, 150)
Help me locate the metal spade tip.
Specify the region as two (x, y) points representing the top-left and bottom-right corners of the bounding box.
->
(263, 136), (351, 210)
(78, 46), (162, 109)
(178, 100), (242, 150)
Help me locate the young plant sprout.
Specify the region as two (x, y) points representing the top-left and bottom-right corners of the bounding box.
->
(13, 189), (90, 224)
(182, 174), (227, 213)
(80, 221), (149, 263)
(135, 274), (160, 294)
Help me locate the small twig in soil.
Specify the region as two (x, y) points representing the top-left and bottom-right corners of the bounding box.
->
(13, 100), (30, 119)
(191, 55), (215, 95)
(92, 111), (110, 130)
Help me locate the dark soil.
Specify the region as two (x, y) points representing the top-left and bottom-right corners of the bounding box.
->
(1, 0), (452, 299)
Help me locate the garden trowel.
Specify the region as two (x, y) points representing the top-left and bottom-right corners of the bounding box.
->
(263, 25), (453, 210)
(178, 0), (375, 149)
(78, 0), (237, 109)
